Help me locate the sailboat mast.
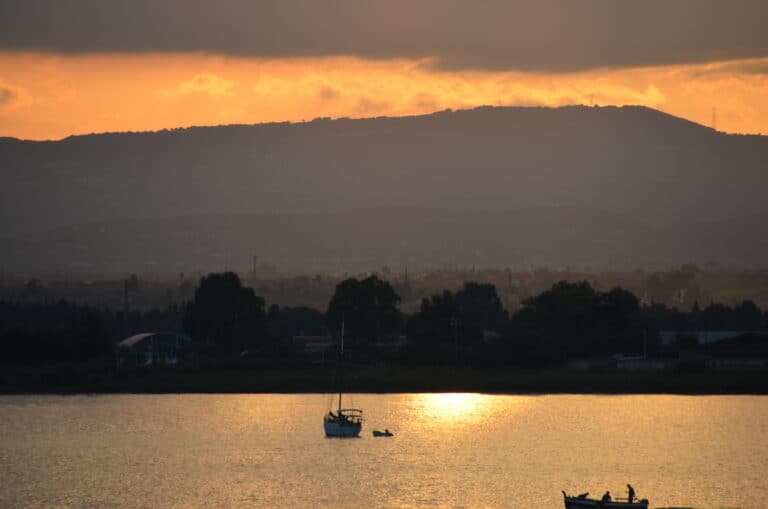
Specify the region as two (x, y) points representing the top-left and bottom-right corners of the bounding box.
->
(338, 320), (345, 413)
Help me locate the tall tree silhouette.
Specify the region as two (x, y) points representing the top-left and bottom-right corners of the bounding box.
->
(455, 282), (508, 341)
(326, 275), (401, 345)
(184, 272), (265, 352)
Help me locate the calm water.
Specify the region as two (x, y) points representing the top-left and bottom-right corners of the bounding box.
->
(1, 394), (767, 508)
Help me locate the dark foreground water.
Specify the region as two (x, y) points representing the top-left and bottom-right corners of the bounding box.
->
(1, 394), (766, 508)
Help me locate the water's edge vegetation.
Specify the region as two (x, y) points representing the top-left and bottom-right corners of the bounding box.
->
(4, 272), (768, 396)
(3, 365), (767, 395)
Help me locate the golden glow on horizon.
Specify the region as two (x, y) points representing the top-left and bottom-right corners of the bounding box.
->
(1, 51), (767, 139)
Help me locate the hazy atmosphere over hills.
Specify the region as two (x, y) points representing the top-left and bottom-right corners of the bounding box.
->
(2, 105), (768, 274)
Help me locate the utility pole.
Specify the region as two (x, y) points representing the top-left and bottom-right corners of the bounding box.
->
(123, 279), (129, 337)
(451, 317), (459, 366)
(643, 329), (647, 360)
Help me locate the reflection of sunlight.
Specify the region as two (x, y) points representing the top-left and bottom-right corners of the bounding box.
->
(422, 393), (484, 420)
(413, 393), (517, 425)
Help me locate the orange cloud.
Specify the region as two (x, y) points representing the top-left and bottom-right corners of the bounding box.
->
(0, 52), (766, 140)
(160, 73), (235, 98)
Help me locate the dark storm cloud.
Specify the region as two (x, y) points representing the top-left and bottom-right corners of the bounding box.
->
(1, 0), (767, 72)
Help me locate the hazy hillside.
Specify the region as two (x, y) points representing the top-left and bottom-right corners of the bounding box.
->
(1, 105), (767, 274)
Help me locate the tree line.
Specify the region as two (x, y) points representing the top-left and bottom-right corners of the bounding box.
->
(2, 272), (767, 366)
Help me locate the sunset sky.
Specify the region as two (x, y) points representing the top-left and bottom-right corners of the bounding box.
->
(1, 0), (767, 140)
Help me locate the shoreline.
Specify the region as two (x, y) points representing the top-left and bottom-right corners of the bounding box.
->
(2, 365), (768, 395)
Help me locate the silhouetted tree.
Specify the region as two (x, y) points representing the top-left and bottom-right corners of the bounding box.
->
(406, 290), (460, 361)
(733, 300), (763, 330)
(503, 281), (647, 363)
(597, 287), (640, 327)
(699, 303), (732, 330)
(183, 272), (265, 352)
(0, 303), (112, 362)
(407, 282), (508, 364)
(515, 281), (598, 337)
(640, 302), (690, 331)
(266, 305), (326, 339)
(326, 275), (402, 346)
(455, 282), (508, 340)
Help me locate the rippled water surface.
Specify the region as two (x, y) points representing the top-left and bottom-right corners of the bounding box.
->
(1, 394), (767, 508)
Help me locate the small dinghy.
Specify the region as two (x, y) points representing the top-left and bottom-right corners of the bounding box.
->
(563, 490), (649, 508)
(372, 429), (393, 437)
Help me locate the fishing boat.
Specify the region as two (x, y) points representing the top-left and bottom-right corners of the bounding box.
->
(372, 429), (393, 437)
(562, 491), (649, 508)
(323, 322), (363, 437)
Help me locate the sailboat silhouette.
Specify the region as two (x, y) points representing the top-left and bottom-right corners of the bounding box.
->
(323, 321), (363, 437)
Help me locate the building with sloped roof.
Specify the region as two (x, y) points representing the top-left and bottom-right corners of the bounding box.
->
(117, 332), (192, 368)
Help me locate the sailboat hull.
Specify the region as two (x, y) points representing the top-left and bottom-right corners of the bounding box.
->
(324, 420), (362, 437)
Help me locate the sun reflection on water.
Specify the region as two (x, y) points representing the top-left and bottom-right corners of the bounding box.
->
(411, 393), (527, 426)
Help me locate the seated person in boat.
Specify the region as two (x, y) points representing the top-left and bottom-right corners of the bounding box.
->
(601, 491), (611, 502)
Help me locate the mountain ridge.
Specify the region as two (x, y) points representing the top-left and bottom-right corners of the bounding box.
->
(2, 105), (767, 274)
(3, 104), (757, 144)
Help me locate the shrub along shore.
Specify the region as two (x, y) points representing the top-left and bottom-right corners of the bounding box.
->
(2, 364), (767, 395)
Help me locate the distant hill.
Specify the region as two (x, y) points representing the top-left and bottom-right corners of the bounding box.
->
(1, 105), (767, 274)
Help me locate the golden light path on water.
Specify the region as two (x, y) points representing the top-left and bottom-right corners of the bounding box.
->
(410, 392), (529, 425)
(1, 394), (767, 507)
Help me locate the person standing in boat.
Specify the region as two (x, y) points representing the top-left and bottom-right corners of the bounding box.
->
(627, 484), (635, 503)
